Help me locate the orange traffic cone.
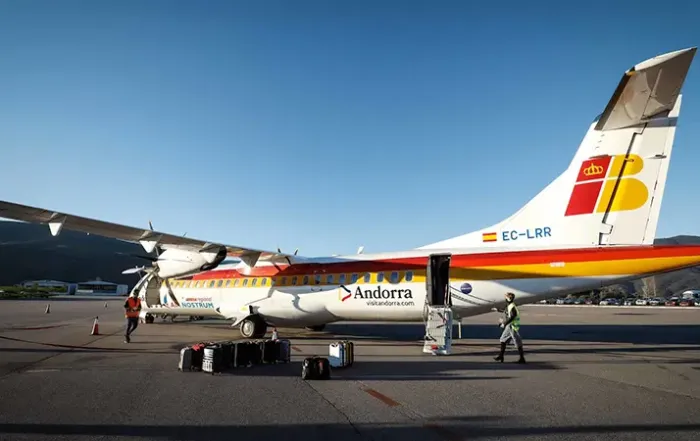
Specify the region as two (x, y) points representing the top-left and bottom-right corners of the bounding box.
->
(91, 316), (100, 335)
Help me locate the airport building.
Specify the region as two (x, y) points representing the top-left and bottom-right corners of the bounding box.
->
(20, 279), (71, 291)
(20, 278), (129, 296)
(75, 279), (129, 296)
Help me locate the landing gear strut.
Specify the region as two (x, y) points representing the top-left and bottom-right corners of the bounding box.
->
(239, 315), (268, 338)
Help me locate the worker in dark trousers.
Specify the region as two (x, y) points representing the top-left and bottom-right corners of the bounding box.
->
(494, 292), (526, 363)
(123, 291), (142, 343)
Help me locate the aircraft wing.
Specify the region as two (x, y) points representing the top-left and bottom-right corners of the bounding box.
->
(0, 200), (297, 267)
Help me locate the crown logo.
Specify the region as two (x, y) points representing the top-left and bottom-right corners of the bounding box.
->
(583, 163), (604, 177)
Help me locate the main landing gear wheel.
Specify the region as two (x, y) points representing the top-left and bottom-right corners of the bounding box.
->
(145, 314), (155, 324)
(240, 316), (267, 339)
(305, 324), (326, 332)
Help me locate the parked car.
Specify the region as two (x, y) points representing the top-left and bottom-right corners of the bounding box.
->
(623, 298), (635, 306)
(665, 297), (680, 306)
(635, 298), (649, 306)
(649, 298), (663, 306)
(680, 298), (696, 307)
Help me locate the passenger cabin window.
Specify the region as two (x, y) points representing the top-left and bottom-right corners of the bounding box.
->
(252, 278), (258, 287)
(315, 275), (321, 285)
(326, 275), (333, 284)
(292, 276), (298, 285)
(209, 280), (215, 288)
(377, 272), (384, 282)
(281, 277), (287, 285)
(262, 278), (268, 286)
(390, 271), (399, 283)
(243, 279), (248, 287)
(225, 280), (231, 287)
(234, 279), (239, 287)
(217, 280), (223, 287)
(351, 273), (358, 284)
(303, 276), (309, 285)
(339, 274), (346, 284)
(406, 271), (413, 282)
(364, 273), (371, 283)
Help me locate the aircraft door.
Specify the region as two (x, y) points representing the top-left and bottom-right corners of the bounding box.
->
(144, 274), (162, 307)
(425, 253), (452, 307)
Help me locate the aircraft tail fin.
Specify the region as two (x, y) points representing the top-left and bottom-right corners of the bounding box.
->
(420, 47), (696, 250)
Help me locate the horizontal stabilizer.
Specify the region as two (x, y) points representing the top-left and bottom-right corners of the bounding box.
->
(596, 47), (696, 131)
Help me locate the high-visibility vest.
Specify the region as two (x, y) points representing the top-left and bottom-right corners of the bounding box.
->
(507, 302), (520, 331)
(125, 297), (141, 318)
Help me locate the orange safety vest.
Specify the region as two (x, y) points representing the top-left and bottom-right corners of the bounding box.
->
(125, 297), (141, 318)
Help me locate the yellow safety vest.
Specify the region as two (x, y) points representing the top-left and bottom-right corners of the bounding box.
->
(507, 302), (520, 331)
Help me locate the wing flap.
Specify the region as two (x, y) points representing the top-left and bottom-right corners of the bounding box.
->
(0, 200), (295, 263)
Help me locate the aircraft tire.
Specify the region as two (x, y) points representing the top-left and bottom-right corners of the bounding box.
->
(145, 314), (155, 324)
(305, 325), (326, 332)
(240, 315), (267, 339)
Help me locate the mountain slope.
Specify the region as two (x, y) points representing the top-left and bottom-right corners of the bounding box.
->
(0, 221), (152, 287)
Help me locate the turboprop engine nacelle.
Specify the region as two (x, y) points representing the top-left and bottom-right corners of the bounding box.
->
(154, 246), (227, 279)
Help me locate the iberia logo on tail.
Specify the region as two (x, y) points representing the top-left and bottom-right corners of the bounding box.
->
(565, 154), (648, 216)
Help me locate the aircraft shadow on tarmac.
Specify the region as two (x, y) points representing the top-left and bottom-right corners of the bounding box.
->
(315, 322), (700, 346)
(1, 419), (700, 441)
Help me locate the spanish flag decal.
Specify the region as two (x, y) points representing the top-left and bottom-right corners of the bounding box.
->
(482, 232), (497, 242)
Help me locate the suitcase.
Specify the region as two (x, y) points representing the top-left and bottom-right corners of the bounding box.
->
(316, 357), (331, 379)
(277, 339), (291, 363)
(178, 347), (194, 371)
(328, 341), (354, 368)
(219, 341), (234, 370)
(232, 341), (251, 367)
(190, 343), (206, 371)
(301, 356), (331, 380)
(258, 339), (291, 364)
(233, 340), (262, 366)
(249, 340), (264, 365)
(260, 340), (278, 364)
(202, 344), (224, 374)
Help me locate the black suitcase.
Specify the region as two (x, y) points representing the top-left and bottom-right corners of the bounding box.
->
(232, 341), (248, 367)
(316, 357), (331, 380)
(301, 356), (331, 380)
(301, 357), (317, 380)
(219, 341), (234, 370)
(191, 345), (205, 371)
(233, 340), (262, 366)
(249, 340), (263, 365)
(260, 340), (277, 364)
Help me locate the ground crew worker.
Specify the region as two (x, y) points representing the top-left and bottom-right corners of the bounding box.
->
(123, 291), (142, 343)
(494, 292), (526, 363)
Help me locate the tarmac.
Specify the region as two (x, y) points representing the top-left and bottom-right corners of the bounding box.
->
(1, 298), (699, 441)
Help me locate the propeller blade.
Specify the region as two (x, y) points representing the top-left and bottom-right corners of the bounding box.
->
(122, 266), (146, 275)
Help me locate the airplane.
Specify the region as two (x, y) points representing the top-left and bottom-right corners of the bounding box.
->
(0, 47), (698, 340)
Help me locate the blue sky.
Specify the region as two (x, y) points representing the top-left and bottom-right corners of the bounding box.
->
(1, 1), (699, 257)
